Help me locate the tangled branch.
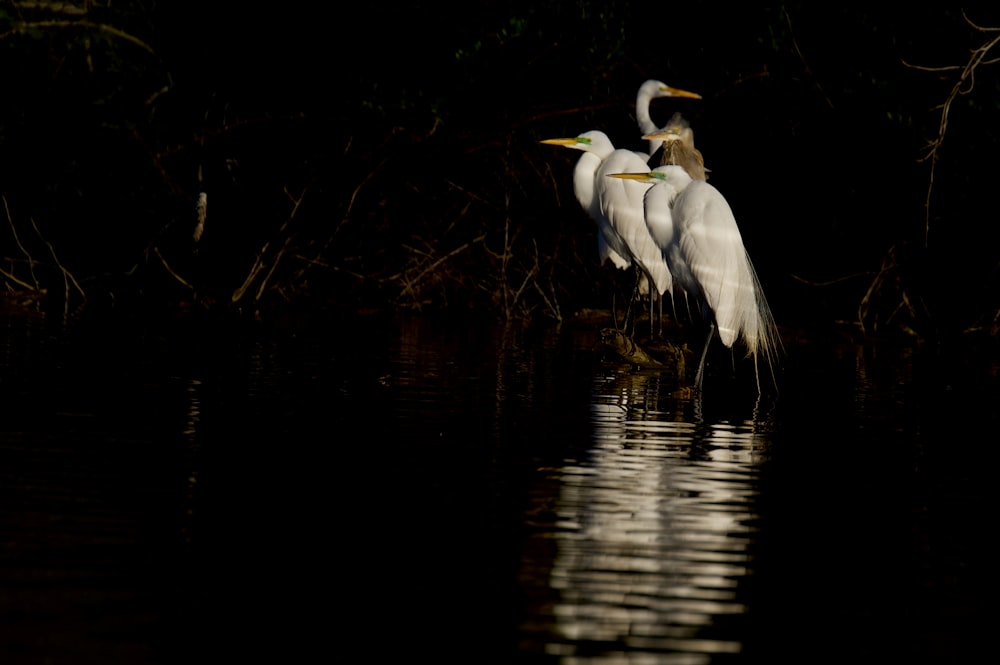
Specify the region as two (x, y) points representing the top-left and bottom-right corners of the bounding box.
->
(0, 19), (156, 54)
(904, 10), (1000, 247)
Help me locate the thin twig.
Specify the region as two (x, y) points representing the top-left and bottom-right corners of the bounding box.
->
(0, 264), (38, 291)
(0, 20), (156, 55)
(900, 61), (962, 72)
(232, 186), (307, 304)
(153, 246), (195, 290)
(334, 157), (386, 239)
(32, 217), (85, 318)
(395, 234), (487, 301)
(3, 194), (39, 288)
(254, 235), (294, 303)
(789, 271), (877, 287)
(11, 2), (88, 16)
(783, 8), (835, 109)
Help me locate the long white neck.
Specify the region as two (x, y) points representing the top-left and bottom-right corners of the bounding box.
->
(572, 152), (603, 220)
(636, 82), (663, 155)
(636, 92), (658, 136)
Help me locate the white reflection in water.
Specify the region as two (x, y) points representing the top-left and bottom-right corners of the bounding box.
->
(545, 371), (765, 662)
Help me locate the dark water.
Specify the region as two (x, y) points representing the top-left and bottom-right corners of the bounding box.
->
(0, 309), (996, 663)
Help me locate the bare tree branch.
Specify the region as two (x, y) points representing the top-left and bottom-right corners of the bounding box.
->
(153, 246), (195, 291)
(0, 20), (156, 55)
(906, 9), (1000, 247)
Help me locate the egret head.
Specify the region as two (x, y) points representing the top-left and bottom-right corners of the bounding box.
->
(608, 164), (691, 183)
(540, 130), (613, 154)
(608, 164), (692, 187)
(639, 79), (702, 101)
(643, 115), (694, 144)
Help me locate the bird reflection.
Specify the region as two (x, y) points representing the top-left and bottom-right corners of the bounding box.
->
(526, 370), (767, 660)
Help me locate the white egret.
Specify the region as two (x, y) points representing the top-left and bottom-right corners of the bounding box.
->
(635, 80), (702, 159)
(635, 85), (705, 332)
(541, 131), (672, 332)
(639, 121), (708, 326)
(610, 165), (781, 390)
(638, 116), (709, 331)
(540, 131), (629, 271)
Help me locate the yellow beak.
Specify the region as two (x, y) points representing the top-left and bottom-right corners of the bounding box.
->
(642, 129), (680, 141)
(660, 86), (702, 100)
(607, 172), (654, 181)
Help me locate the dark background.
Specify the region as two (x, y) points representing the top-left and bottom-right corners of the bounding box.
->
(2, 1), (1000, 340)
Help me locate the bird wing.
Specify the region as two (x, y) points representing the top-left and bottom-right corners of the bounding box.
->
(570, 147), (631, 269)
(598, 233), (631, 270)
(596, 150), (673, 295)
(674, 182), (756, 348)
(661, 140), (707, 181)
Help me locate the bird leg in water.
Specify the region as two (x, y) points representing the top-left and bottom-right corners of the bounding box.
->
(656, 292), (664, 337)
(656, 289), (679, 338)
(612, 289), (633, 335)
(619, 266), (644, 339)
(693, 322), (715, 391)
(648, 289), (656, 338)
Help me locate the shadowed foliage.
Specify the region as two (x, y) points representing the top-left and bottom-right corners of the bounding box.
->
(2, 1), (1000, 342)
